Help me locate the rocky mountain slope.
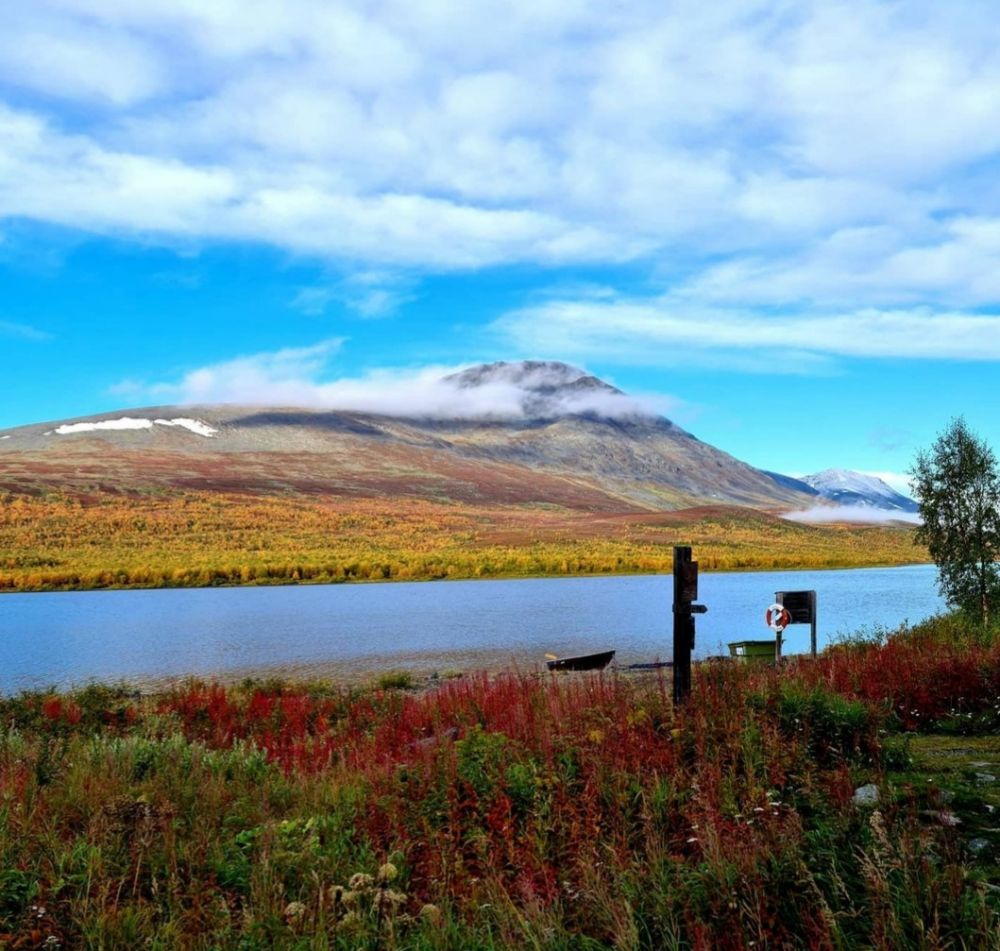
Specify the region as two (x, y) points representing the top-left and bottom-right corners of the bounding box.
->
(0, 361), (819, 512)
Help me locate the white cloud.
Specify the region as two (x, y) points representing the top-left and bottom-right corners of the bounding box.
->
(780, 4), (1000, 181)
(338, 272), (416, 318)
(784, 505), (920, 525)
(157, 340), (345, 406)
(0, 319), (52, 341)
(0, 105), (238, 237)
(497, 297), (1000, 365)
(4, 0), (1000, 333)
(125, 344), (666, 419)
(290, 287), (337, 317)
(0, 102), (631, 268)
(291, 273), (413, 318)
(676, 217), (1000, 309)
(0, 11), (165, 105)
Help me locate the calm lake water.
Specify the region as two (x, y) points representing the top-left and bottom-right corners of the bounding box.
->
(1, 564), (944, 691)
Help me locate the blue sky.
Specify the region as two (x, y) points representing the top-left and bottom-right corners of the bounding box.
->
(4, 1), (1000, 489)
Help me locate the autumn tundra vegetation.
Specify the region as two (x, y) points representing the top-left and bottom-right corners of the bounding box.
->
(0, 492), (925, 593)
(2, 612), (999, 949)
(2, 422), (991, 948)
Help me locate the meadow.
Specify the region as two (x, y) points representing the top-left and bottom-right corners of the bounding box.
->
(1, 614), (998, 948)
(0, 492), (926, 592)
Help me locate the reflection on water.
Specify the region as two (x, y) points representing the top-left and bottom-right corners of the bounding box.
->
(2, 564), (943, 691)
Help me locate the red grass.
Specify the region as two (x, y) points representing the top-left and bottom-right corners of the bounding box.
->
(9, 622), (999, 948)
(41, 696), (82, 725)
(158, 672), (678, 778)
(785, 632), (1000, 729)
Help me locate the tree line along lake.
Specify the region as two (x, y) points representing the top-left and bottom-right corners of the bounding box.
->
(0, 563), (943, 692)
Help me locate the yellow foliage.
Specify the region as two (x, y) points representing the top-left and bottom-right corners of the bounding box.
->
(0, 491), (927, 592)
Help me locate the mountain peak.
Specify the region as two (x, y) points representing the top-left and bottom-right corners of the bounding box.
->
(444, 361), (620, 394)
(801, 469), (918, 513)
(441, 361), (635, 420)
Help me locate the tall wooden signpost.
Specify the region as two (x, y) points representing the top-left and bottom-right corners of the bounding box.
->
(672, 546), (707, 704)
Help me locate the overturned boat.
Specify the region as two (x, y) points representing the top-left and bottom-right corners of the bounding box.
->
(545, 649), (616, 672)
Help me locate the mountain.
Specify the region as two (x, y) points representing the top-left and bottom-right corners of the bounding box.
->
(441, 360), (632, 418)
(762, 470), (821, 497)
(800, 469), (919, 513)
(0, 361), (818, 512)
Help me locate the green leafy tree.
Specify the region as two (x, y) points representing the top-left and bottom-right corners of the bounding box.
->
(911, 418), (1000, 625)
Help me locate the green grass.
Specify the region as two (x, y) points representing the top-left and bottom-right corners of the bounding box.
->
(886, 735), (1000, 885)
(376, 671), (415, 691)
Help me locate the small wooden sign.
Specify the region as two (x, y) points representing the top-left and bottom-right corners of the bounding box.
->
(776, 589), (818, 657)
(777, 590), (816, 624)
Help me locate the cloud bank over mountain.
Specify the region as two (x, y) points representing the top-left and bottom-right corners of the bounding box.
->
(784, 506), (921, 525)
(126, 350), (667, 420)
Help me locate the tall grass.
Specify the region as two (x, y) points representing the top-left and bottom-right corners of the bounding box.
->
(1, 617), (997, 947)
(789, 614), (1000, 731)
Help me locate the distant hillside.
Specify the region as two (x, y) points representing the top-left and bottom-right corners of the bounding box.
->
(0, 361), (815, 511)
(801, 469), (919, 513)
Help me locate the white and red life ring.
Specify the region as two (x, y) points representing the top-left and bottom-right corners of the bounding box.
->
(765, 603), (792, 633)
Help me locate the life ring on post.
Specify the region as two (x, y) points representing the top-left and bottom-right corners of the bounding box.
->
(765, 603), (792, 633)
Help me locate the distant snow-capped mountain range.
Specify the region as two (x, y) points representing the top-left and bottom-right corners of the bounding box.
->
(800, 469), (918, 513)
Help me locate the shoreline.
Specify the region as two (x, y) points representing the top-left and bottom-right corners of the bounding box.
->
(0, 558), (935, 597)
(0, 650), (680, 700)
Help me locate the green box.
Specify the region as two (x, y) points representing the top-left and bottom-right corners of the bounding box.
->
(728, 640), (777, 664)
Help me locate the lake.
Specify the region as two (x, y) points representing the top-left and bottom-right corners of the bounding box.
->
(1, 564), (943, 691)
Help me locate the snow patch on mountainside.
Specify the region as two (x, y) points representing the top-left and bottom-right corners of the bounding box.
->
(53, 417), (218, 437)
(55, 418), (152, 434)
(154, 418), (219, 437)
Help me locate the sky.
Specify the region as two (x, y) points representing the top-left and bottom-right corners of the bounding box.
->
(5, 1), (1000, 490)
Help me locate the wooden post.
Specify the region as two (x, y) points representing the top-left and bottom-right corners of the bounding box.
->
(672, 546), (706, 703)
(810, 590), (817, 658)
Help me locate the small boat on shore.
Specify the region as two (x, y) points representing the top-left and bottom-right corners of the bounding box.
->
(545, 649), (616, 672)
